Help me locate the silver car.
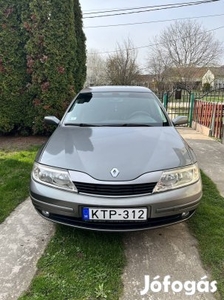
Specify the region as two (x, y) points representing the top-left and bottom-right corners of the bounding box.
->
(30, 86), (202, 231)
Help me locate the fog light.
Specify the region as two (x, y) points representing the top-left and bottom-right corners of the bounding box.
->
(182, 212), (190, 218)
(42, 210), (50, 217)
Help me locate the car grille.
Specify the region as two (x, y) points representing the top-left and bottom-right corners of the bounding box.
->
(74, 182), (157, 196)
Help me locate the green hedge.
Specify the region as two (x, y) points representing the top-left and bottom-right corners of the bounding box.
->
(73, 0), (86, 93)
(0, 1), (32, 135)
(0, 0), (86, 135)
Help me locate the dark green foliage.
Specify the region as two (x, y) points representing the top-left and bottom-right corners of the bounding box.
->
(73, 0), (86, 92)
(0, 1), (32, 135)
(0, 0), (86, 135)
(23, 0), (78, 134)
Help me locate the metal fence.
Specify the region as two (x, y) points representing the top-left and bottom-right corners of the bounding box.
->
(194, 88), (224, 103)
(154, 88), (224, 140)
(155, 88), (192, 122)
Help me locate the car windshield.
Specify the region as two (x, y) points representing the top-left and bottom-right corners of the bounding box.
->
(63, 91), (170, 127)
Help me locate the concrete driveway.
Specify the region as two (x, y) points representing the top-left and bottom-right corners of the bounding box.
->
(121, 224), (217, 300)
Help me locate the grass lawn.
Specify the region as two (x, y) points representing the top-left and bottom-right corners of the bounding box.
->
(19, 227), (125, 300)
(188, 172), (224, 298)
(0, 147), (39, 223)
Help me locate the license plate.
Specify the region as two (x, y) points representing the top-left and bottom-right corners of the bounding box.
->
(82, 207), (147, 221)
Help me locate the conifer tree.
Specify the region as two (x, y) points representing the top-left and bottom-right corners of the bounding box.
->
(0, 1), (30, 134)
(23, 0), (78, 134)
(0, 0), (86, 135)
(73, 0), (86, 92)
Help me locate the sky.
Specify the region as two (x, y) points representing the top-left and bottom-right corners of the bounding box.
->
(79, 0), (224, 71)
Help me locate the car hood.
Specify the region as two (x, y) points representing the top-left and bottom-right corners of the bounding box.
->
(37, 126), (196, 181)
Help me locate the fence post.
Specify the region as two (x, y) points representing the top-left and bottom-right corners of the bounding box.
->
(222, 114), (224, 144)
(189, 92), (195, 127)
(210, 104), (217, 137)
(163, 92), (168, 110)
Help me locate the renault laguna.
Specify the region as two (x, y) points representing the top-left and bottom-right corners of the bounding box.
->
(30, 86), (202, 231)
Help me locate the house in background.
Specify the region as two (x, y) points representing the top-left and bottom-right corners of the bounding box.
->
(137, 66), (224, 92)
(137, 67), (208, 91)
(202, 67), (224, 89)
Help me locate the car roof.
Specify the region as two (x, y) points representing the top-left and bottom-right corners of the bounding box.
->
(80, 86), (152, 93)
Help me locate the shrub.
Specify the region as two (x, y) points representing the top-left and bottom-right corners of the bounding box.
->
(0, 0), (86, 135)
(0, 1), (32, 135)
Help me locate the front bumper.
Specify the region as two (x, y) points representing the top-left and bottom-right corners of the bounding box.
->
(30, 177), (202, 232)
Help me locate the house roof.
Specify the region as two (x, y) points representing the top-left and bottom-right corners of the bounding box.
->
(162, 67), (208, 80)
(161, 66), (224, 80)
(207, 67), (224, 77)
(137, 66), (224, 83)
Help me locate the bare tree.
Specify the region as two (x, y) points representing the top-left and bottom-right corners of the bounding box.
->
(147, 20), (223, 89)
(106, 39), (140, 85)
(147, 37), (172, 91)
(85, 49), (107, 87)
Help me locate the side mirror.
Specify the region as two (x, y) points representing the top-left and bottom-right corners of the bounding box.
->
(172, 116), (188, 126)
(44, 116), (60, 125)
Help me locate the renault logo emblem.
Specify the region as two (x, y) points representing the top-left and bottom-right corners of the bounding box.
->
(110, 168), (120, 178)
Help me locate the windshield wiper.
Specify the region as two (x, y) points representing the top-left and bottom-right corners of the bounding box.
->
(64, 123), (100, 127)
(120, 123), (152, 127)
(64, 123), (156, 127)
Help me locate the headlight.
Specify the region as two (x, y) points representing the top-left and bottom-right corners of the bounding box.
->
(32, 163), (77, 192)
(153, 163), (200, 193)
